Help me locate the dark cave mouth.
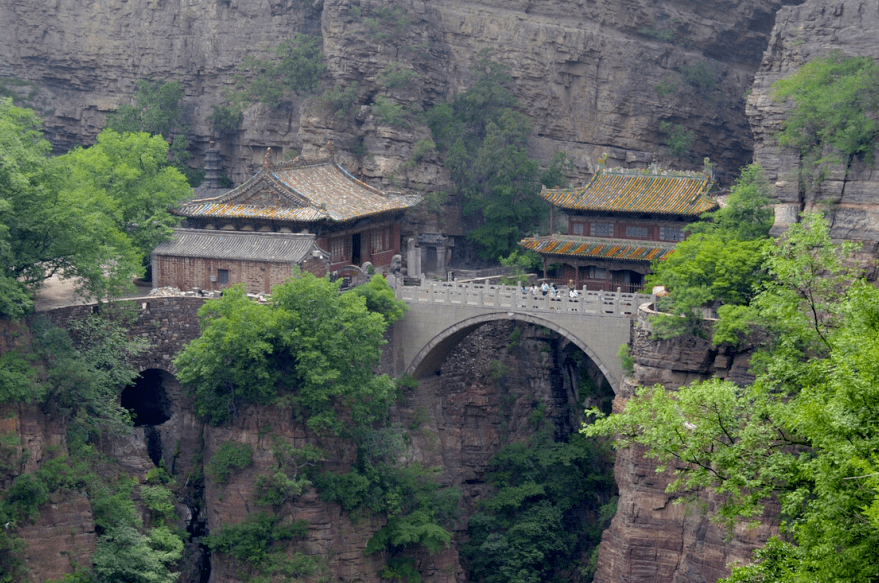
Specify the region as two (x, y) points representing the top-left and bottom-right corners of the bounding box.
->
(121, 369), (173, 427)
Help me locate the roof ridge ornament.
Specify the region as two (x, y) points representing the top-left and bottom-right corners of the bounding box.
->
(263, 147), (272, 169)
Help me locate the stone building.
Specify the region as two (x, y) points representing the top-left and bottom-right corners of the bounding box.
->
(519, 154), (717, 292)
(153, 146), (420, 293)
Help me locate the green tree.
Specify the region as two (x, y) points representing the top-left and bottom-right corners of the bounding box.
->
(91, 525), (183, 583)
(464, 431), (616, 583)
(351, 274), (408, 324)
(174, 273), (396, 432)
(106, 78), (194, 178)
(59, 129), (190, 268)
(426, 51), (569, 261)
(646, 164), (774, 338)
(772, 52), (879, 189)
(585, 213), (879, 581)
(234, 34), (326, 108)
(0, 100), (181, 316)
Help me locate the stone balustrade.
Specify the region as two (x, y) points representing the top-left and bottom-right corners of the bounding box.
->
(397, 281), (651, 318)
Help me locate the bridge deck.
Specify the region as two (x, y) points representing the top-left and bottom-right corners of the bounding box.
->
(397, 281), (651, 318)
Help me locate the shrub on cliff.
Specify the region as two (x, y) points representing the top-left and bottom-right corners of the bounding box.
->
(425, 50), (571, 261)
(773, 51), (879, 191)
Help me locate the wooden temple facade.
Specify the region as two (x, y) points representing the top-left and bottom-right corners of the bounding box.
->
(519, 155), (717, 293)
(153, 147), (419, 294)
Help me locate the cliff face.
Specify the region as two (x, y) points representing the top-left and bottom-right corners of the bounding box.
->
(592, 306), (774, 583)
(747, 0), (879, 260)
(0, 0), (796, 189)
(3, 317), (614, 583)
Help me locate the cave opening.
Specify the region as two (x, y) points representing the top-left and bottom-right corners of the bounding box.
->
(121, 368), (173, 427)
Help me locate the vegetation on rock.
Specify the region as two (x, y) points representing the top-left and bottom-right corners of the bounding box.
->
(174, 273), (399, 432)
(773, 52), (879, 191)
(464, 429), (616, 583)
(646, 163), (774, 338)
(426, 50), (571, 261)
(587, 213), (879, 581)
(106, 78), (197, 183)
(0, 100), (188, 317)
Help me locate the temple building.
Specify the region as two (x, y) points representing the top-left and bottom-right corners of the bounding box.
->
(519, 154), (717, 293)
(152, 145), (420, 293)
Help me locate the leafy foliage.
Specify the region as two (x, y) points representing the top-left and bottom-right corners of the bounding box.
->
(351, 274), (408, 324)
(205, 513), (308, 566)
(372, 94), (410, 127)
(0, 100), (189, 316)
(105, 78), (194, 179)
(59, 129), (190, 266)
(464, 431), (616, 583)
(206, 103), (243, 134)
(91, 525), (182, 583)
(31, 313), (149, 440)
(174, 273), (396, 432)
(773, 51), (879, 173)
(314, 425), (459, 559)
(208, 441), (254, 485)
(681, 61), (717, 90)
(647, 164), (774, 338)
(658, 121), (695, 157)
(233, 34), (326, 108)
(586, 213), (879, 581)
(426, 50), (570, 261)
(378, 63), (421, 89)
(319, 82), (358, 119)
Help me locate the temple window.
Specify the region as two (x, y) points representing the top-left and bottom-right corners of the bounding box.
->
(590, 222), (614, 237)
(660, 226), (686, 241)
(330, 237), (349, 263)
(625, 226), (649, 239)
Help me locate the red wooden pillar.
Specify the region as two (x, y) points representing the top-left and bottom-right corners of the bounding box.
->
(542, 256), (547, 280)
(575, 265), (580, 290)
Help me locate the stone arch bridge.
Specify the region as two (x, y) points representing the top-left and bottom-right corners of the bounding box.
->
(41, 282), (650, 394)
(393, 282), (651, 393)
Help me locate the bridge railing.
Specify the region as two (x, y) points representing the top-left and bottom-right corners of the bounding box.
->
(397, 282), (651, 318)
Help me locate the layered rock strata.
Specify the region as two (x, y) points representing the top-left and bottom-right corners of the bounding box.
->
(747, 0), (879, 262)
(0, 0), (798, 189)
(592, 305), (776, 583)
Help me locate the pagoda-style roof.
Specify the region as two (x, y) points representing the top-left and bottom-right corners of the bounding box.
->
(542, 154), (717, 217)
(519, 234), (676, 263)
(174, 149), (418, 224)
(153, 228), (319, 263)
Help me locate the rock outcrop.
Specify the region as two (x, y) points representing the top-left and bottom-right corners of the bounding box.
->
(592, 306), (774, 583)
(748, 0), (879, 263)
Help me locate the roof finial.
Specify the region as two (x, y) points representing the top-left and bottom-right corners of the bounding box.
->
(597, 152), (608, 172)
(263, 147), (272, 168)
(703, 157), (714, 183)
(326, 140), (335, 161)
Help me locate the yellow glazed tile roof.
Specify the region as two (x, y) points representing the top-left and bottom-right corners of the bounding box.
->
(174, 155), (418, 223)
(542, 158), (717, 217)
(519, 235), (676, 263)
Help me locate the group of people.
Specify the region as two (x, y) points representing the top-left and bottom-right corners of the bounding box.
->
(519, 281), (579, 299)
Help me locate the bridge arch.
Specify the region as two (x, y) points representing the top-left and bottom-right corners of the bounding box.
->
(407, 312), (617, 390)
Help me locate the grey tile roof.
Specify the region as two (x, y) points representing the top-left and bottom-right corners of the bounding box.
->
(174, 157), (420, 223)
(153, 229), (317, 263)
